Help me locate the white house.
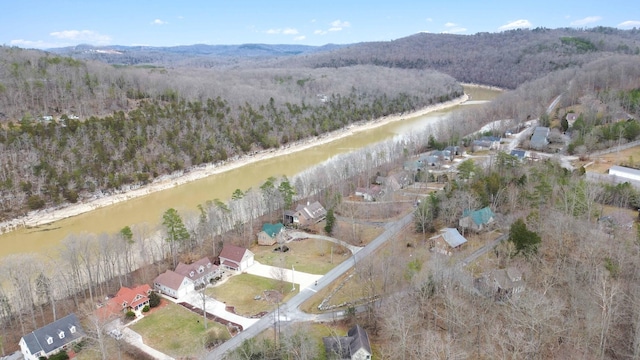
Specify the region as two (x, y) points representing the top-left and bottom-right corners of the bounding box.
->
(219, 244), (255, 272)
(174, 257), (220, 287)
(20, 313), (85, 360)
(153, 270), (195, 299)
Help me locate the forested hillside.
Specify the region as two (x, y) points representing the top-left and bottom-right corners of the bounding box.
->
(0, 46), (461, 218)
(283, 27), (640, 89)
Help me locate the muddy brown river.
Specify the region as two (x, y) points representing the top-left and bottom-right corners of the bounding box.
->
(0, 86), (500, 258)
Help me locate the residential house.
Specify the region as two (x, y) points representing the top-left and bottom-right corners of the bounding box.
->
(175, 257), (220, 287)
(566, 113), (578, 126)
(101, 284), (152, 317)
(377, 170), (412, 192)
(19, 313), (85, 360)
(472, 136), (501, 152)
(257, 223), (285, 245)
(445, 145), (462, 158)
(293, 201), (327, 227)
(529, 126), (549, 150)
(475, 267), (525, 302)
(219, 244), (255, 272)
(459, 207), (495, 233)
(429, 228), (467, 256)
(509, 149), (529, 161)
(355, 185), (383, 202)
(403, 159), (424, 172)
(323, 324), (372, 360)
(153, 270), (195, 299)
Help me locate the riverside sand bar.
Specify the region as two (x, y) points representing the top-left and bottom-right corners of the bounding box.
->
(0, 86), (501, 258)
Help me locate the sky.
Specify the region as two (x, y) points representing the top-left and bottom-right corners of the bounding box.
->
(1, 0), (638, 49)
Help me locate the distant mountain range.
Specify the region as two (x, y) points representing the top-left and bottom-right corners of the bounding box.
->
(46, 43), (348, 66)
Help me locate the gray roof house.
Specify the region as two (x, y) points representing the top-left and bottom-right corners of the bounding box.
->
(294, 201), (327, 227)
(19, 313), (85, 360)
(323, 324), (372, 360)
(429, 228), (468, 256)
(475, 267), (525, 302)
(472, 136), (501, 152)
(530, 126), (549, 150)
(174, 257), (220, 287)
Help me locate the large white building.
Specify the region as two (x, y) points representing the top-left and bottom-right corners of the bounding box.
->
(609, 165), (640, 182)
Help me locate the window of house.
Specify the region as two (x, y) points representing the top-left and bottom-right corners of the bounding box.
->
(70, 326), (76, 334)
(58, 330), (65, 339)
(207, 263), (211, 268)
(47, 336), (53, 345)
(122, 301), (127, 308)
(189, 271), (195, 277)
(198, 266), (204, 273)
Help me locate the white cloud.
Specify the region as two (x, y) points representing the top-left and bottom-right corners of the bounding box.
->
(329, 20), (351, 32)
(266, 28), (299, 35)
(10, 39), (52, 48)
(570, 16), (601, 26)
(441, 22), (466, 34)
(152, 19), (167, 25)
(618, 20), (640, 28)
(49, 30), (112, 45)
(294, 35), (306, 41)
(498, 19), (532, 31)
(314, 29), (327, 35)
(426, 18), (433, 22)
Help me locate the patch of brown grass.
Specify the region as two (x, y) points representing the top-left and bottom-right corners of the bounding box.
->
(252, 239), (348, 274)
(207, 274), (298, 316)
(583, 145), (640, 173)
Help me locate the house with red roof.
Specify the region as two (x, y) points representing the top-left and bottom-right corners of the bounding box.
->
(219, 244), (254, 272)
(153, 270), (195, 299)
(98, 284), (152, 318)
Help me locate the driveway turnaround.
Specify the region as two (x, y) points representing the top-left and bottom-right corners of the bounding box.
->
(245, 261), (323, 290)
(121, 327), (175, 360)
(178, 290), (260, 330)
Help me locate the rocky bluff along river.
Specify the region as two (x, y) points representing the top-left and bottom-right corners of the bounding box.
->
(0, 86), (500, 258)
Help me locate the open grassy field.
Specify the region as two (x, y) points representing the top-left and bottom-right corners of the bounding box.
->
(130, 301), (230, 358)
(207, 274), (298, 316)
(252, 239), (349, 274)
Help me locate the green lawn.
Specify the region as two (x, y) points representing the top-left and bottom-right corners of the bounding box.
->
(130, 301), (230, 358)
(207, 274), (298, 316)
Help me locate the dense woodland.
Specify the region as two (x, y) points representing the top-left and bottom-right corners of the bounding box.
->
(0, 46), (460, 217)
(1, 28), (639, 216)
(1, 27), (640, 359)
(286, 27), (640, 89)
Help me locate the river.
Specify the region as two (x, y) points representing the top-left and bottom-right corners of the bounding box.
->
(0, 86), (500, 258)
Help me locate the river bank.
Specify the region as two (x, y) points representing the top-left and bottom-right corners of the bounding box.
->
(0, 93), (472, 235)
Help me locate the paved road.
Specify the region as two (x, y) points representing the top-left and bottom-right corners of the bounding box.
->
(204, 211), (414, 359)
